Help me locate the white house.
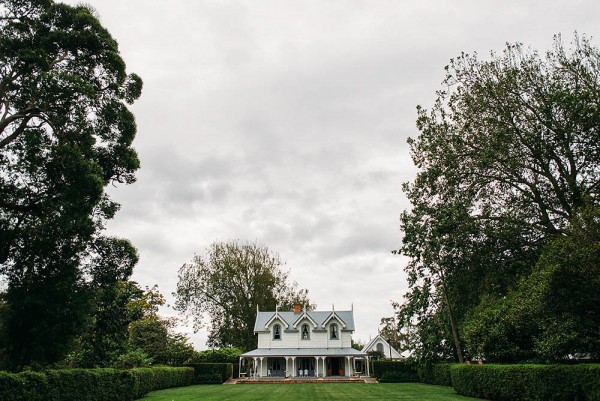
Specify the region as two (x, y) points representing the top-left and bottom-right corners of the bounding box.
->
(240, 304), (369, 378)
(362, 334), (403, 360)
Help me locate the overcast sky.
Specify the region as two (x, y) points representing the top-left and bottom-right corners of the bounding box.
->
(64, 0), (600, 349)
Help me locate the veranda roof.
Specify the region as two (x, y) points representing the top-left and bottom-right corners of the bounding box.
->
(240, 347), (367, 358)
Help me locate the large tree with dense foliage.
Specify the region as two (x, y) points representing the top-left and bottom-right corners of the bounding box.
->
(0, 0), (142, 370)
(71, 278), (148, 368)
(175, 241), (313, 351)
(394, 34), (600, 363)
(462, 206), (600, 362)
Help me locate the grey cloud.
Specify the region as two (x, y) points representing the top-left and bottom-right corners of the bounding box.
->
(70, 0), (600, 348)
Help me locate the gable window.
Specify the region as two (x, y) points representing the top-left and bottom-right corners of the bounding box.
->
(301, 324), (310, 340)
(330, 323), (338, 340)
(376, 343), (384, 353)
(273, 324), (281, 340)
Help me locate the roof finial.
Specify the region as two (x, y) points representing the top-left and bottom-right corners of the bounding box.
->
(256, 304), (259, 314)
(351, 302), (354, 311)
(332, 303), (335, 312)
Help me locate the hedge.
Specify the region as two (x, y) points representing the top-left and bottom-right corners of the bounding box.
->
(232, 362), (240, 378)
(419, 363), (454, 386)
(372, 360), (419, 382)
(0, 367), (194, 401)
(184, 363), (232, 384)
(451, 364), (600, 401)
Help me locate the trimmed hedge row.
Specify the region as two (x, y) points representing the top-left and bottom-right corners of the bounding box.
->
(0, 367), (194, 401)
(232, 362), (240, 379)
(419, 363), (454, 386)
(372, 360), (419, 382)
(451, 364), (600, 401)
(185, 363), (232, 384)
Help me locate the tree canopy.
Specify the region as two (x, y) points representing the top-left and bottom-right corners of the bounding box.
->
(175, 240), (313, 351)
(0, 0), (142, 369)
(394, 34), (600, 363)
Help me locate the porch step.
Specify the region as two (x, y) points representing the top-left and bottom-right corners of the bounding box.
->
(236, 377), (370, 384)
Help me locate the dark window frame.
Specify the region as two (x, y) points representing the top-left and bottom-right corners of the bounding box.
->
(273, 323), (281, 340)
(330, 323), (339, 340)
(301, 323), (310, 340)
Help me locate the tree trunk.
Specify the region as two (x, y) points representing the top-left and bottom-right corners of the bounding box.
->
(438, 269), (464, 363)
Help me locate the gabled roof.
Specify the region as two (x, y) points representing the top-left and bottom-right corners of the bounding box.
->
(292, 311), (319, 329)
(362, 334), (403, 360)
(322, 311), (347, 329)
(263, 311), (289, 329)
(254, 309), (355, 332)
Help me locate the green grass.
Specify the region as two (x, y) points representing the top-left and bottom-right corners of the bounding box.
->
(137, 383), (481, 400)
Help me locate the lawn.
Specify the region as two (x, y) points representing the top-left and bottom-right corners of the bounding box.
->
(137, 383), (481, 401)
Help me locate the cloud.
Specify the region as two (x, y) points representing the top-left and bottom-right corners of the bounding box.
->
(72, 0), (600, 348)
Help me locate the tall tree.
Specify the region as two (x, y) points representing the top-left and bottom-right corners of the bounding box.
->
(175, 241), (313, 351)
(395, 34), (600, 363)
(0, 0), (142, 369)
(462, 206), (600, 362)
(72, 278), (144, 368)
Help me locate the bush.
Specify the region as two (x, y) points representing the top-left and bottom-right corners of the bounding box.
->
(189, 348), (242, 363)
(185, 363), (232, 383)
(0, 370), (46, 401)
(451, 364), (600, 401)
(372, 360), (419, 382)
(420, 363), (454, 386)
(379, 371), (419, 383)
(113, 348), (153, 369)
(195, 373), (222, 384)
(231, 362), (242, 378)
(0, 367), (194, 401)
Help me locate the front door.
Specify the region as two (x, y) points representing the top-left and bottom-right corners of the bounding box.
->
(326, 357), (345, 376)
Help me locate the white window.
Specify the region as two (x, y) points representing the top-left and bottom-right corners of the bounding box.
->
(330, 323), (338, 340)
(301, 323), (310, 340)
(273, 324), (281, 340)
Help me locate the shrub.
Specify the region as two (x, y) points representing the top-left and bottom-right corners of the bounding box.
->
(195, 373), (222, 384)
(232, 362), (241, 378)
(379, 371), (418, 383)
(0, 371), (47, 401)
(113, 348), (153, 369)
(372, 360), (419, 382)
(189, 348), (242, 363)
(420, 363), (454, 386)
(451, 364), (600, 401)
(185, 363), (232, 383)
(0, 367), (194, 401)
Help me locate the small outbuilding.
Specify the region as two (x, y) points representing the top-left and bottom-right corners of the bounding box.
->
(361, 334), (403, 360)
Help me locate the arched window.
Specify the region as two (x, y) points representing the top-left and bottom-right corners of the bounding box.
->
(301, 323), (310, 340)
(330, 323), (338, 340)
(273, 324), (281, 340)
(376, 343), (384, 353)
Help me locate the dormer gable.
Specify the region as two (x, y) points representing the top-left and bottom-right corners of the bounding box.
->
(322, 311), (347, 329)
(264, 311), (289, 330)
(292, 311), (318, 329)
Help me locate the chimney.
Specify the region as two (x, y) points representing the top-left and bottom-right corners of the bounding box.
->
(293, 303), (301, 314)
